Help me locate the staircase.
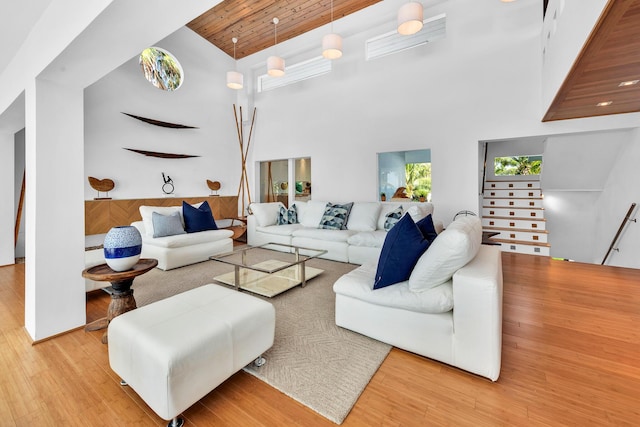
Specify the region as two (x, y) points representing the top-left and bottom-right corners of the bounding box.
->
(482, 179), (550, 256)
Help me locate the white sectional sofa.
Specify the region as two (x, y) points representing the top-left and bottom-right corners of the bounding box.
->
(131, 205), (234, 270)
(333, 216), (503, 381)
(247, 200), (443, 264)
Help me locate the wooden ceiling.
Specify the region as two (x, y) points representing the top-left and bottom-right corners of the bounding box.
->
(187, 0), (381, 59)
(543, 0), (640, 121)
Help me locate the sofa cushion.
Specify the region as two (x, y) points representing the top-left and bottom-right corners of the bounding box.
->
(140, 205), (183, 237)
(406, 203), (434, 223)
(293, 227), (356, 242)
(347, 230), (387, 248)
(152, 211), (186, 238)
(416, 214), (438, 241)
(250, 202), (284, 227)
(319, 202), (354, 230)
(256, 224), (303, 236)
(409, 216), (482, 292)
(346, 203), (381, 231)
(333, 261), (453, 314)
(183, 201), (218, 233)
(142, 229), (233, 249)
(297, 200), (326, 227)
(374, 214), (432, 289)
(277, 205), (298, 225)
(383, 205), (404, 231)
(376, 203), (403, 230)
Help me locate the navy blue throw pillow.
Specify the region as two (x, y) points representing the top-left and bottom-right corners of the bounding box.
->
(374, 214), (432, 290)
(183, 201), (218, 233)
(416, 214), (438, 242)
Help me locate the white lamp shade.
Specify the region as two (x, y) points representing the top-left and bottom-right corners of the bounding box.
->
(322, 33), (343, 59)
(398, 2), (424, 35)
(226, 70), (243, 89)
(267, 55), (285, 77)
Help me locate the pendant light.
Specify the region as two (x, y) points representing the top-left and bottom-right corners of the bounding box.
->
(322, 0), (342, 59)
(226, 37), (243, 90)
(397, 2), (423, 36)
(267, 18), (285, 77)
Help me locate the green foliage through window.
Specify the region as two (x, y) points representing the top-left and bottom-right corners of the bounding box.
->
(494, 156), (542, 176)
(405, 163), (431, 200)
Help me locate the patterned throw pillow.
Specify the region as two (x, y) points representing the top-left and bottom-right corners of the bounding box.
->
(319, 202), (354, 230)
(384, 205), (403, 231)
(277, 205), (299, 225)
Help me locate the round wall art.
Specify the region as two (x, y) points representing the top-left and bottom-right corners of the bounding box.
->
(139, 47), (184, 91)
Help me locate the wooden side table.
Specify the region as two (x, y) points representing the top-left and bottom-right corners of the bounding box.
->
(82, 258), (158, 343)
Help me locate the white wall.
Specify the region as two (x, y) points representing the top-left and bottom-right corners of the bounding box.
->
(0, 133), (14, 266)
(242, 0), (640, 225)
(595, 128), (640, 267)
(84, 27), (240, 202)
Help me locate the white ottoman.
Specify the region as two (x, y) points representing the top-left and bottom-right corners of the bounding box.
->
(108, 284), (275, 426)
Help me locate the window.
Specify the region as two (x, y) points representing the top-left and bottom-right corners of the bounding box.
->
(494, 155), (543, 176)
(378, 149), (431, 201)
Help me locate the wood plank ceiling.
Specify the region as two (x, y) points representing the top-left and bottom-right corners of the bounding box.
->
(543, 0), (640, 121)
(187, 0), (381, 59)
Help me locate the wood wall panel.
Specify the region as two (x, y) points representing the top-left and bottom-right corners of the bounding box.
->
(85, 196), (238, 235)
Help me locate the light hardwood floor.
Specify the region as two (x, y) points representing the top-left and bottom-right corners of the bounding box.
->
(1, 253), (639, 426)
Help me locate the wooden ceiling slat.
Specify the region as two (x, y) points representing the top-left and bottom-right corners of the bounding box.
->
(187, 0), (380, 58)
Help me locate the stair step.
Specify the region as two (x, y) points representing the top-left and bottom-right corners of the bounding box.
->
(498, 241), (550, 256)
(483, 229), (548, 243)
(485, 198), (544, 208)
(492, 238), (550, 247)
(483, 218), (547, 230)
(483, 226), (548, 234)
(485, 181), (540, 190)
(484, 189), (542, 198)
(482, 207), (545, 219)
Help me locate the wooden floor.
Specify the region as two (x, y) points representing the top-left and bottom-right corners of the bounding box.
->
(1, 253), (639, 426)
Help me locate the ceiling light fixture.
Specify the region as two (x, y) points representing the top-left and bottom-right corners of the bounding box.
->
(267, 18), (285, 77)
(226, 37), (243, 90)
(398, 2), (423, 36)
(618, 80), (639, 87)
(597, 101), (613, 107)
(322, 0), (343, 59)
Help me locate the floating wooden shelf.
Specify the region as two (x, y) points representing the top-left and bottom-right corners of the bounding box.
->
(124, 148), (199, 159)
(122, 112), (197, 129)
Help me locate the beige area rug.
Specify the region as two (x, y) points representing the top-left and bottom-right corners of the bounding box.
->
(131, 249), (392, 425)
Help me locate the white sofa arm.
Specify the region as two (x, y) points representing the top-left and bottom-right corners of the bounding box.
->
(451, 245), (503, 381)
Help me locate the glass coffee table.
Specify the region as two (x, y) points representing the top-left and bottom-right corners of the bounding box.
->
(209, 243), (327, 297)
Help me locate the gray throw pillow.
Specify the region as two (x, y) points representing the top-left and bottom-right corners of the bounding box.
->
(152, 211), (187, 238)
(384, 205), (403, 231)
(319, 202), (354, 230)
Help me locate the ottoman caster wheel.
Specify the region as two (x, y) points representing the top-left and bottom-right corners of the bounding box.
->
(120, 379), (128, 386)
(168, 416), (184, 427)
(254, 356), (266, 367)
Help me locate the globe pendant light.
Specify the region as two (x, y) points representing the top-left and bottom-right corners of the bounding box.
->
(322, 0), (342, 59)
(267, 17), (285, 77)
(397, 2), (423, 36)
(226, 37), (243, 90)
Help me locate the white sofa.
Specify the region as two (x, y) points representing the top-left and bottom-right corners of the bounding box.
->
(131, 205), (234, 270)
(247, 200), (443, 264)
(333, 216), (503, 381)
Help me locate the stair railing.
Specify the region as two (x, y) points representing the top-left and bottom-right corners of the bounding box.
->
(601, 202), (637, 265)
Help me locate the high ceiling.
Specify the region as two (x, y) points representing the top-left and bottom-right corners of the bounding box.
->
(187, 0), (381, 59)
(543, 0), (640, 121)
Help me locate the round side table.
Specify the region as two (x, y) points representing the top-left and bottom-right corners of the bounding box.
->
(83, 258), (158, 344)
